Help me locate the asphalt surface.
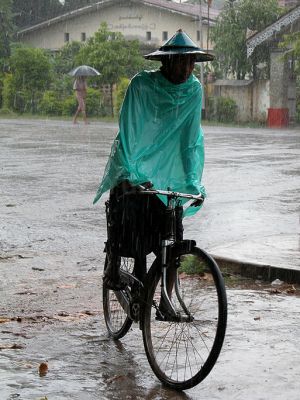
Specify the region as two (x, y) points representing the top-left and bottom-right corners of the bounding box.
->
(0, 119), (299, 400)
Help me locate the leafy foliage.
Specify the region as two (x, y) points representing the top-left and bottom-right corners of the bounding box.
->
(296, 101), (300, 124)
(53, 41), (82, 75)
(215, 96), (237, 122)
(207, 96), (237, 122)
(178, 255), (206, 276)
(0, 0), (13, 72)
(115, 77), (130, 116)
(210, 0), (281, 79)
(60, 88), (103, 117)
(76, 23), (144, 115)
(11, 0), (98, 29)
(77, 23), (144, 87)
(39, 90), (63, 115)
(12, 0), (63, 28)
(2, 73), (14, 109)
(280, 31), (300, 75)
(62, 95), (77, 116)
(9, 45), (51, 112)
(85, 87), (103, 117)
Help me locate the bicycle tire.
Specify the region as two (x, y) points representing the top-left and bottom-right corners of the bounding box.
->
(142, 247), (227, 390)
(103, 255), (134, 339)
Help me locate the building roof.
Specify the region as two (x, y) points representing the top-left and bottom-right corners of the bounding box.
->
(246, 5), (300, 57)
(18, 0), (220, 36)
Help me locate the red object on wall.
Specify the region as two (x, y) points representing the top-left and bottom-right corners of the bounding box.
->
(267, 108), (289, 128)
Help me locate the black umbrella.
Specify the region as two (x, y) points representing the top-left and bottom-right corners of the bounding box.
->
(68, 65), (101, 77)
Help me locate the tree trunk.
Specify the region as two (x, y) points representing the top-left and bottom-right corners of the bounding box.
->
(110, 84), (114, 117)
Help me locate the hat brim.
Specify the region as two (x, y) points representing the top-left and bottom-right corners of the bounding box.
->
(144, 49), (214, 62)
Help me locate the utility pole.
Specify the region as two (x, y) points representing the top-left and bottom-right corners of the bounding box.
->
(207, 0), (210, 51)
(198, 0), (205, 113)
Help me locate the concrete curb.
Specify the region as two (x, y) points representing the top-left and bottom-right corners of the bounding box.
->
(211, 254), (300, 284)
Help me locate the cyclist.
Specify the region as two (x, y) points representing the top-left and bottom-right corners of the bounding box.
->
(93, 29), (214, 290)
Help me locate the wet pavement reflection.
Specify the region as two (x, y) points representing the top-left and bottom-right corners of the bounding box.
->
(0, 119), (299, 399)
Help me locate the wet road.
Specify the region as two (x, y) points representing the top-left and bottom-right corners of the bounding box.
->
(1, 119), (300, 399)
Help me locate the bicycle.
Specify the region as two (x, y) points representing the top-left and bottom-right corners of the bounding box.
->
(102, 185), (227, 391)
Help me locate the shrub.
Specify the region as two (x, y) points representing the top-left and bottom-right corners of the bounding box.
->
(86, 87), (103, 116)
(39, 90), (63, 115)
(0, 75), (3, 108)
(0, 107), (16, 116)
(2, 73), (14, 110)
(62, 95), (77, 116)
(207, 96), (237, 123)
(296, 101), (300, 124)
(216, 97), (237, 122)
(178, 255), (206, 275)
(115, 77), (130, 115)
(62, 88), (103, 117)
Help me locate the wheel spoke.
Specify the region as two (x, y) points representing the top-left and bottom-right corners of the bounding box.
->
(142, 249), (227, 390)
(103, 256), (136, 339)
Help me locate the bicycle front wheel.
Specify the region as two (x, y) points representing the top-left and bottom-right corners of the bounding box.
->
(142, 247), (227, 390)
(103, 255), (134, 339)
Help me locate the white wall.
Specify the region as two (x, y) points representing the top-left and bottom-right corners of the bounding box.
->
(19, 3), (210, 50)
(213, 80), (270, 123)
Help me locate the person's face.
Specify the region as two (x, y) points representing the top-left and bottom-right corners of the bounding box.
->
(161, 54), (196, 84)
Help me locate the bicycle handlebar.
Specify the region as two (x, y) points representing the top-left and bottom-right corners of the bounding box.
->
(133, 184), (205, 205)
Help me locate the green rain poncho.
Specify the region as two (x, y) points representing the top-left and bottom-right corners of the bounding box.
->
(93, 70), (205, 216)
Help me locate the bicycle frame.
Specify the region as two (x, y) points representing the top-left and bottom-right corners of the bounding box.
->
(112, 187), (204, 322)
(103, 186), (227, 389)
(129, 186), (204, 322)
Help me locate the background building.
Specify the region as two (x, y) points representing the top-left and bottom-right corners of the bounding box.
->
(17, 0), (219, 51)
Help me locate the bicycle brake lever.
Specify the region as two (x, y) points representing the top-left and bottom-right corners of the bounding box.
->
(190, 196), (204, 207)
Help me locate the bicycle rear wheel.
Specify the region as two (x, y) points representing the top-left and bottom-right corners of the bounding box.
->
(103, 255), (135, 339)
(142, 247), (227, 390)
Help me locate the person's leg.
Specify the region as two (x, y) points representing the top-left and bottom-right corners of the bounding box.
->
(165, 205), (184, 296)
(73, 106), (80, 124)
(82, 100), (88, 125)
(157, 205), (183, 313)
(134, 255), (147, 283)
(83, 110), (88, 124)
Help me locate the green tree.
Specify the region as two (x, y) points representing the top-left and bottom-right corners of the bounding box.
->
(115, 77), (130, 115)
(9, 45), (51, 112)
(210, 0), (280, 79)
(53, 41), (82, 75)
(0, 0), (14, 107)
(280, 32), (300, 75)
(49, 41), (82, 102)
(280, 31), (300, 123)
(76, 23), (144, 116)
(0, 0), (13, 70)
(12, 0), (63, 28)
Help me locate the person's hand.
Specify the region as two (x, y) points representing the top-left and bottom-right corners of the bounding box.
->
(190, 196), (204, 207)
(138, 181), (153, 190)
(121, 180), (134, 192)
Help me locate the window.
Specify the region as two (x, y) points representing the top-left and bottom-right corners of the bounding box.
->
(81, 32), (86, 42)
(64, 32), (69, 42)
(146, 31), (151, 41)
(197, 30), (201, 41)
(162, 31), (168, 41)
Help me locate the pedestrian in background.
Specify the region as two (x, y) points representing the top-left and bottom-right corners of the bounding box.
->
(73, 76), (88, 125)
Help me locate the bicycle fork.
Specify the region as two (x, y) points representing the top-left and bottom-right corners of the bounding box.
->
(159, 240), (194, 323)
(114, 271), (144, 322)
